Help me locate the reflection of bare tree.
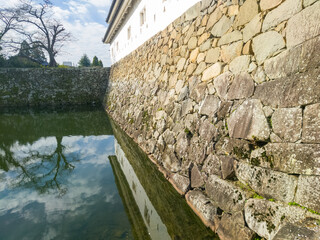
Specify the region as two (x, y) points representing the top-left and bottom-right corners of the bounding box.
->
(0, 136), (78, 197)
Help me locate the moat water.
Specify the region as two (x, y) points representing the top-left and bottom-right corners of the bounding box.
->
(0, 106), (217, 240)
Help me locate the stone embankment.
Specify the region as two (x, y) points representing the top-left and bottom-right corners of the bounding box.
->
(105, 0), (320, 239)
(0, 67), (110, 107)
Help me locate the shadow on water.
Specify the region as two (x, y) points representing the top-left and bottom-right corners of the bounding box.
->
(110, 119), (219, 240)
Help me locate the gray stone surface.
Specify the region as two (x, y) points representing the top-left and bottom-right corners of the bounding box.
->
(221, 41), (243, 63)
(260, 0), (283, 11)
(199, 95), (220, 116)
(242, 13), (262, 43)
(286, 1), (320, 48)
(229, 55), (251, 74)
(264, 143), (320, 175)
(228, 99), (270, 141)
(211, 15), (233, 37)
(206, 174), (246, 213)
(227, 73), (255, 100)
(191, 164), (205, 188)
(244, 199), (320, 240)
(199, 118), (218, 142)
(272, 107), (302, 142)
(205, 47), (220, 63)
(252, 31), (285, 65)
(214, 71), (233, 100)
(253, 68), (320, 107)
(202, 62), (223, 81)
(202, 154), (222, 181)
(302, 103), (320, 143)
(220, 155), (235, 179)
(216, 213), (255, 240)
(264, 36), (320, 79)
(190, 82), (207, 103)
(235, 161), (297, 203)
(262, 0), (302, 31)
(218, 30), (242, 46)
(171, 173), (190, 194)
(295, 175), (320, 213)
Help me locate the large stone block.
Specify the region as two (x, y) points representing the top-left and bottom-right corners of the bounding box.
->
(242, 13), (262, 43)
(229, 55), (251, 74)
(199, 95), (220, 116)
(235, 161), (297, 203)
(228, 99), (270, 141)
(260, 0), (283, 11)
(202, 62), (223, 81)
(170, 173), (190, 195)
(271, 107), (302, 142)
(252, 31), (285, 65)
(221, 41), (243, 63)
(216, 213), (255, 240)
(244, 199), (320, 240)
(205, 175), (246, 213)
(253, 68), (320, 108)
(218, 30), (242, 46)
(302, 103), (320, 143)
(295, 175), (320, 213)
(286, 1), (320, 48)
(227, 72), (255, 100)
(264, 36), (320, 80)
(264, 143), (320, 175)
(214, 71), (233, 100)
(234, 0), (259, 27)
(262, 0), (302, 31)
(211, 15), (233, 37)
(205, 47), (220, 63)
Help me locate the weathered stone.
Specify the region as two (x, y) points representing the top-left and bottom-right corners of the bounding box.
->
(235, 161), (297, 203)
(216, 213), (255, 240)
(253, 68), (320, 107)
(186, 63), (197, 76)
(211, 15), (233, 37)
(199, 95), (220, 116)
(262, 0), (302, 31)
(242, 13), (261, 43)
(252, 31), (285, 65)
(218, 30), (242, 46)
(228, 99), (270, 141)
(264, 36), (320, 79)
(206, 175), (246, 213)
(219, 155), (235, 179)
(185, 190), (217, 229)
(171, 173), (190, 195)
(190, 82), (206, 103)
(207, 82), (215, 95)
(263, 106), (274, 117)
(248, 62), (256, 72)
(197, 52), (205, 63)
(181, 98), (193, 117)
(221, 41), (243, 63)
(295, 175), (320, 213)
(302, 103), (320, 143)
(191, 165), (205, 188)
(244, 199), (320, 240)
(303, 0), (318, 6)
(260, 0), (283, 11)
(188, 136), (207, 164)
(194, 62), (207, 75)
(188, 36), (198, 50)
(205, 47), (220, 63)
(202, 154), (222, 180)
(206, 7), (223, 30)
(176, 58), (186, 71)
(199, 118), (217, 142)
(228, 5), (239, 16)
(253, 66), (265, 83)
(202, 62), (223, 81)
(227, 73), (254, 100)
(272, 108), (302, 142)
(229, 55), (251, 74)
(264, 143), (320, 175)
(286, 1), (320, 48)
(273, 219), (320, 240)
(199, 39), (212, 52)
(162, 148), (181, 172)
(214, 71), (233, 100)
(189, 48), (199, 63)
(185, 2), (201, 20)
(234, 0), (259, 27)
(217, 101), (233, 120)
(168, 73), (178, 88)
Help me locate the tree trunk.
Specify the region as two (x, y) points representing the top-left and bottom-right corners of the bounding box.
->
(49, 54), (57, 67)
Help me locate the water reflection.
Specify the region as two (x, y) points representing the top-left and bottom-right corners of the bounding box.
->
(0, 108), (133, 240)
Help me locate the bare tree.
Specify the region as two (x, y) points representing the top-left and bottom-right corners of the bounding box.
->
(0, 7), (20, 43)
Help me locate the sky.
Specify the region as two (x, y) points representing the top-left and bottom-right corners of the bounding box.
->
(1, 0), (113, 66)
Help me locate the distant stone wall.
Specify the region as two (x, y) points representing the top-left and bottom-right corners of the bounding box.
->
(105, 0), (320, 239)
(0, 67), (110, 107)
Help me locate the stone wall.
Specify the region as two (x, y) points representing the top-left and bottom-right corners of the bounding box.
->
(0, 67), (110, 107)
(105, 0), (320, 239)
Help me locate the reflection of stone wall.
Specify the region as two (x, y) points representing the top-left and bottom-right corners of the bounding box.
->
(0, 68), (110, 107)
(105, 0), (320, 239)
